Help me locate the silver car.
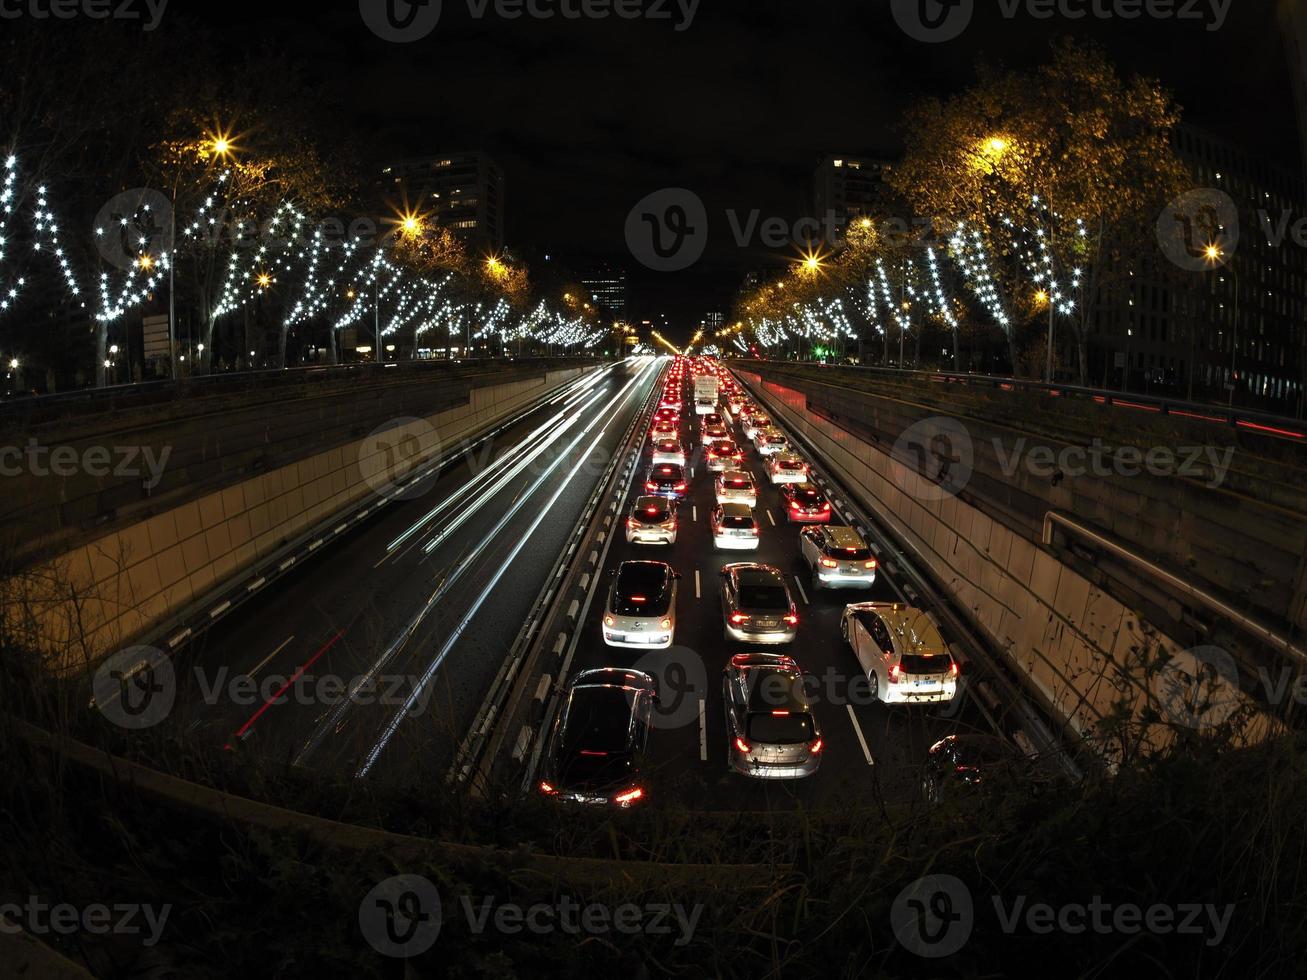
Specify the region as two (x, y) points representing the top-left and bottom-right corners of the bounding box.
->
(711, 503), (760, 551)
(754, 428), (790, 457)
(720, 563), (798, 644)
(800, 525), (877, 589)
(715, 470), (758, 508)
(723, 652), (822, 779)
(651, 437), (687, 467)
(603, 560), (679, 649)
(625, 496), (678, 546)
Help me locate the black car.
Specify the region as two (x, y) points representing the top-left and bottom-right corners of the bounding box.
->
(644, 462), (688, 500)
(779, 482), (833, 524)
(922, 734), (1048, 805)
(539, 668), (657, 807)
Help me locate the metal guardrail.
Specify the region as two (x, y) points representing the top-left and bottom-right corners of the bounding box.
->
(735, 359), (1307, 443)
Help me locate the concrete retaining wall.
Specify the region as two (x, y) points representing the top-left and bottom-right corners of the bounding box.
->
(6, 367), (594, 667)
(737, 370), (1193, 744)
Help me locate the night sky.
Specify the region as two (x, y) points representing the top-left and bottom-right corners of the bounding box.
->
(191, 0), (1292, 341)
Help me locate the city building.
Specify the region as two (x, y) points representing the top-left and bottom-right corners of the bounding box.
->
(581, 265), (628, 320)
(381, 152), (506, 251)
(1089, 125), (1307, 412)
(1281, 0), (1307, 175)
(812, 155), (897, 231)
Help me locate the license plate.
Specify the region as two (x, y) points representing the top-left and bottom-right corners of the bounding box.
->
(731, 529), (750, 537)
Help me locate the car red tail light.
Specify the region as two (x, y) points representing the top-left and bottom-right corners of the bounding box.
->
(729, 612), (750, 625)
(660, 618), (672, 630)
(889, 664), (904, 684)
(674, 483), (687, 491)
(783, 613), (799, 626)
(604, 615), (615, 627)
(949, 661), (959, 678)
(539, 781), (557, 795)
(790, 500), (803, 510)
(771, 709), (789, 716)
(819, 558), (838, 568)
(626, 518), (640, 530)
(645, 481), (657, 491)
(864, 561), (877, 570)
(734, 737), (751, 754)
(821, 503), (831, 511)
(613, 786), (644, 805)
(809, 738), (823, 755)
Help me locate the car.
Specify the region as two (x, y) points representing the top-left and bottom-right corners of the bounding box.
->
(742, 413), (771, 441)
(800, 525), (877, 587)
(711, 503), (761, 551)
(649, 419), (679, 441)
(767, 452), (809, 484)
(651, 438), (687, 467)
(840, 602), (959, 703)
(706, 439), (744, 472)
(715, 470), (757, 508)
(645, 463), (688, 500)
(922, 735), (1044, 806)
(723, 653), (822, 779)
(699, 411), (725, 429)
(659, 391), (681, 411)
(720, 563), (799, 644)
(754, 428), (790, 457)
(727, 396), (745, 416)
(625, 496), (677, 546)
(603, 560), (678, 649)
(538, 667), (656, 807)
(780, 483), (832, 524)
(653, 407), (680, 426)
(702, 422), (731, 445)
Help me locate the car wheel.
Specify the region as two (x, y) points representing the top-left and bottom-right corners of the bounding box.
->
(840, 615), (849, 643)
(867, 672), (879, 703)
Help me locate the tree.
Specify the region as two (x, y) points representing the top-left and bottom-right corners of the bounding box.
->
(891, 39), (1191, 383)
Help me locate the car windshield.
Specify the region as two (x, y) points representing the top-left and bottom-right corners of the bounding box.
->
(746, 712), (813, 744)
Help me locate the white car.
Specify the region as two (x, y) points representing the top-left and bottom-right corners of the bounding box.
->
(698, 411), (725, 432)
(706, 439), (744, 473)
(651, 438), (687, 467)
(715, 470), (757, 508)
(711, 503), (760, 551)
(625, 496), (678, 546)
(840, 602), (959, 704)
(702, 422), (730, 446)
(768, 453), (809, 485)
(603, 560), (678, 649)
(742, 414), (772, 441)
(755, 429), (790, 457)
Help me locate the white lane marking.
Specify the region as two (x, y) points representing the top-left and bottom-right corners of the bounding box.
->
(793, 576), (810, 606)
(692, 505), (698, 522)
(250, 635), (295, 680)
(847, 704), (875, 766)
(766, 509), (776, 526)
(694, 569), (701, 599)
(698, 698), (708, 761)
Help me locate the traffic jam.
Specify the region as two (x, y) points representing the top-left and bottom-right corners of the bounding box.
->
(536, 357), (997, 810)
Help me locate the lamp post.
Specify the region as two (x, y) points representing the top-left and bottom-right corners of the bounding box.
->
(1204, 244), (1239, 406)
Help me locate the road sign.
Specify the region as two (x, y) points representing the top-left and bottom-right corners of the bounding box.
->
(142, 314), (170, 359)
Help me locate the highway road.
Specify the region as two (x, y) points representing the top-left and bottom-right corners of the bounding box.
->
(167, 357), (663, 781)
(539, 360), (1017, 811)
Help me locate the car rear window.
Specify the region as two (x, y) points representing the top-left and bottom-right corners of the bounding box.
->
(746, 712), (813, 744)
(721, 513), (755, 529)
(825, 544), (872, 561)
(777, 459), (804, 469)
(723, 476), (752, 488)
(652, 464), (683, 481)
(901, 653), (953, 675)
(633, 501), (670, 523)
(563, 688), (633, 754)
(738, 584), (788, 611)
(794, 490), (823, 504)
(613, 566), (671, 615)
